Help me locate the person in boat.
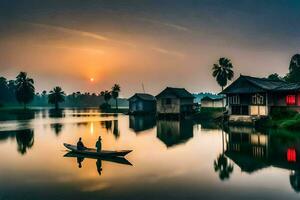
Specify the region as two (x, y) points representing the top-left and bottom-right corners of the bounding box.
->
(95, 136), (102, 152)
(77, 137), (86, 150)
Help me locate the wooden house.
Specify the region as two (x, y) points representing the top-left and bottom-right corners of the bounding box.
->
(201, 96), (225, 108)
(156, 87), (195, 116)
(128, 93), (156, 114)
(221, 75), (300, 122)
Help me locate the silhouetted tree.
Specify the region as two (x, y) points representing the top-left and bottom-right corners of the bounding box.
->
(112, 84), (121, 110)
(212, 57), (234, 91)
(214, 154), (234, 181)
(0, 77), (9, 105)
(48, 87), (65, 110)
(15, 72), (35, 109)
(267, 73), (282, 81)
(285, 54), (300, 83)
(100, 90), (112, 109)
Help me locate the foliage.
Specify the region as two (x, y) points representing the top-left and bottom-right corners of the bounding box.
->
(100, 90), (112, 104)
(48, 86), (65, 110)
(100, 102), (111, 110)
(285, 54), (300, 83)
(270, 107), (298, 120)
(15, 72), (35, 109)
(267, 73), (282, 81)
(111, 84), (121, 109)
(212, 57), (234, 90)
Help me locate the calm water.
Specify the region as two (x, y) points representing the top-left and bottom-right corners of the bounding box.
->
(0, 109), (300, 200)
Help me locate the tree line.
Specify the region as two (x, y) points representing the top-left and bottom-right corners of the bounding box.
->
(0, 72), (124, 110)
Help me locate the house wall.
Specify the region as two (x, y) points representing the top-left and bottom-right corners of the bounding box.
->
(129, 99), (156, 113)
(227, 93), (268, 116)
(157, 98), (180, 114)
(201, 99), (224, 108)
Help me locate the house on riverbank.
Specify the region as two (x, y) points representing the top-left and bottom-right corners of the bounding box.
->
(221, 75), (300, 123)
(201, 96), (225, 108)
(156, 87), (195, 116)
(128, 93), (156, 114)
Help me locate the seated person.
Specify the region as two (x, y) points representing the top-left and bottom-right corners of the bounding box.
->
(77, 137), (86, 150)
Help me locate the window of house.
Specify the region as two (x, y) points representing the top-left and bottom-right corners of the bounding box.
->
(229, 95), (240, 104)
(166, 98), (172, 105)
(252, 94), (264, 105)
(287, 148), (296, 162)
(286, 95), (296, 105)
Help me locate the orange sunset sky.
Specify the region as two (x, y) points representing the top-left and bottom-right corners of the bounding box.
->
(0, 0), (299, 97)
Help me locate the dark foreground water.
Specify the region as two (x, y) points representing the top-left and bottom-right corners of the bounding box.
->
(0, 109), (300, 200)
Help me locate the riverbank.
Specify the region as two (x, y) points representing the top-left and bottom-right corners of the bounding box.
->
(255, 108), (300, 131)
(192, 107), (224, 122)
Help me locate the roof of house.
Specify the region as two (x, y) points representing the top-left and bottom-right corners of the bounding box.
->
(201, 96), (224, 101)
(128, 93), (156, 101)
(156, 87), (195, 99)
(221, 75), (300, 94)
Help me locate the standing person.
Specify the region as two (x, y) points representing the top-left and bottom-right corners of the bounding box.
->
(77, 137), (86, 150)
(96, 136), (102, 152)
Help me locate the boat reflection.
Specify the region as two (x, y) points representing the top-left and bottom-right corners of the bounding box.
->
(64, 152), (132, 176)
(129, 115), (156, 133)
(223, 126), (300, 192)
(157, 119), (193, 148)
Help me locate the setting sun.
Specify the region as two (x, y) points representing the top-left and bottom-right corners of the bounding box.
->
(90, 78), (94, 82)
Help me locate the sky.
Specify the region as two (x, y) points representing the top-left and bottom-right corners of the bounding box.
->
(1, 0), (300, 97)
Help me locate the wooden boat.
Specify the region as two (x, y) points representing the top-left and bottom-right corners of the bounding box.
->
(64, 152), (133, 166)
(63, 143), (132, 157)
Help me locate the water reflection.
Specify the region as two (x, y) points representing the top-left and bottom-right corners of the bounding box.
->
(0, 129), (34, 155)
(129, 115), (156, 133)
(0, 109), (35, 121)
(156, 119), (193, 148)
(51, 123), (64, 136)
(113, 120), (120, 139)
(49, 109), (65, 118)
(101, 120), (112, 132)
(64, 152), (132, 176)
(214, 153), (234, 181)
(224, 126), (300, 193)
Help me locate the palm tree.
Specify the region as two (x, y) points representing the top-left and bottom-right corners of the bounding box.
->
(214, 153), (234, 181)
(111, 84), (121, 110)
(212, 57), (234, 92)
(15, 72), (35, 109)
(48, 86), (65, 110)
(100, 90), (112, 105)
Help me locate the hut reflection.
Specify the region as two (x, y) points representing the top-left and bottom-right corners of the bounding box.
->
(129, 115), (156, 133)
(156, 119), (193, 148)
(223, 126), (300, 192)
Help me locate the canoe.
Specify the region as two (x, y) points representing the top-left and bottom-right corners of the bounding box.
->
(64, 152), (133, 166)
(63, 143), (132, 157)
